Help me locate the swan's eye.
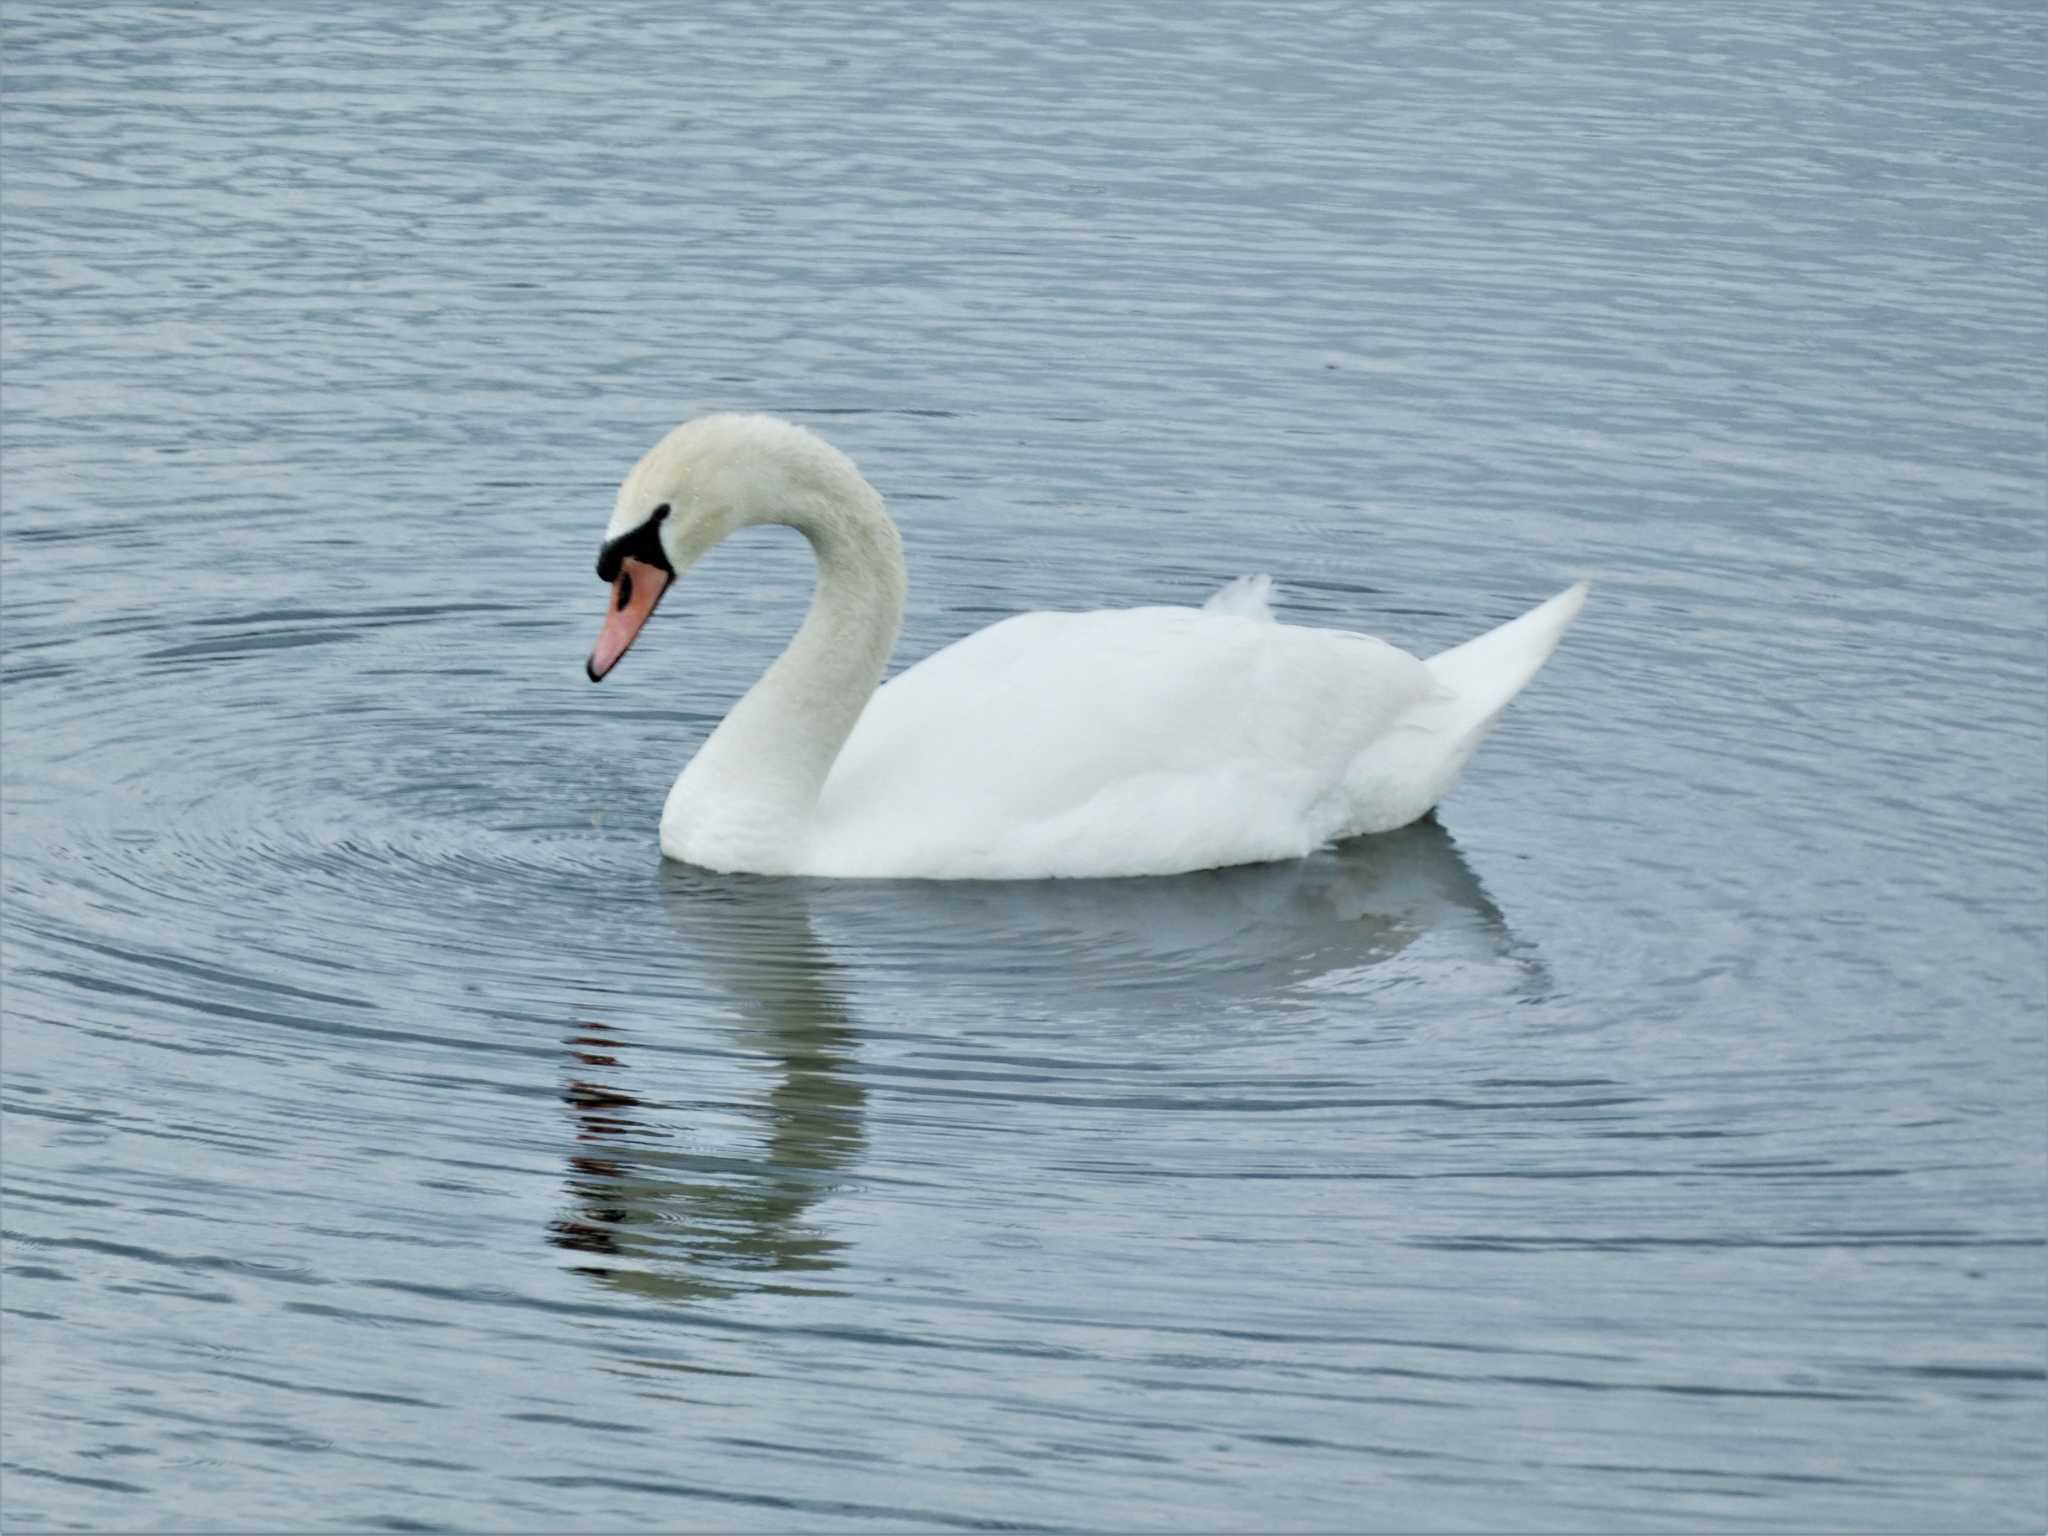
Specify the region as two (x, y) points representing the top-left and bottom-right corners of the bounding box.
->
(596, 506), (676, 582)
(617, 570), (634, 610)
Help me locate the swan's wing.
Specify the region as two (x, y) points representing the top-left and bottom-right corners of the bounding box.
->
(1202, 573), (1277, 621)
(805, 603), (1435, 878)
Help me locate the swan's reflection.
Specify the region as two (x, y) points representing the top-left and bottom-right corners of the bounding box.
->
(551, 876), (865, 1302)
(552, 816), (1529, 1298)
(793, 814), (1541, 1016)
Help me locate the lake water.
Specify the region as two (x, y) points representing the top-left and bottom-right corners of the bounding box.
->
(3, 3), (2043, 1530)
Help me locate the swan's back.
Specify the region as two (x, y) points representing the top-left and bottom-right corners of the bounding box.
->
(806, 599), (1438, 879)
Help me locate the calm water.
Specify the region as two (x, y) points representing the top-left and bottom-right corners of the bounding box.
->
(3, 3), (2043, 1530)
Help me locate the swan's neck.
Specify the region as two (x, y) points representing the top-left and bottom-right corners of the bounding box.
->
(663, 492), (906, 872)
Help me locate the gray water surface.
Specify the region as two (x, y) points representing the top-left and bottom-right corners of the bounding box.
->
(3, 3), (2044, 1531)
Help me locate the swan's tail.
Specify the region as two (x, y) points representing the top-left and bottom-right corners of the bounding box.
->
(1346, 580), (1589, 834)
(1422, 579), (1590, 744)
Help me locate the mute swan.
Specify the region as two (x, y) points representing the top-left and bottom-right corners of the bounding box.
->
(586, 414), (1587, 880)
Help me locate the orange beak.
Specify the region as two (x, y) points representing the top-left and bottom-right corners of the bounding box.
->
(586, 556), (673, 681)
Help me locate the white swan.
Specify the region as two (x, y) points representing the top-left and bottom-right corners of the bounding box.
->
(586, 414), (1587, 880)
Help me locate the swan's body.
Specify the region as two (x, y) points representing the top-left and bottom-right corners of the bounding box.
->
(587, 414), (1587, 880)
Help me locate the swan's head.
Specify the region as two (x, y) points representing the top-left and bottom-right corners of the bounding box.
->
(586, 413), (877, 682)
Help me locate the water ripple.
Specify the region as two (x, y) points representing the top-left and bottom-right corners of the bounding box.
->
(3, 3), (2042, 1533)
